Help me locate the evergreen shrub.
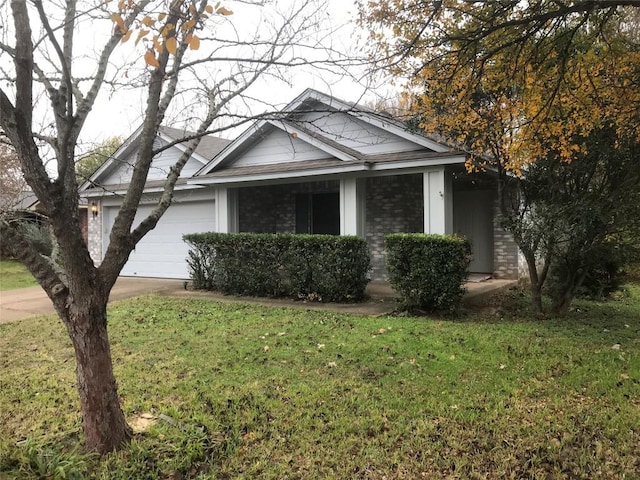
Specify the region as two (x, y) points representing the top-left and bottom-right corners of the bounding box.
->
(184, 232), (370, 302)
(385, 233), (471, 313)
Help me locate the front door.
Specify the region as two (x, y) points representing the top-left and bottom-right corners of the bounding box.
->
(453, 190), (494, 273)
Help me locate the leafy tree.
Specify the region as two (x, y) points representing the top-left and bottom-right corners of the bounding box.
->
(0, 0), (355, 453)
(75, 137), (123, 184)
(512, 127), (640, 314)
(360, 1), (640, 152)
(360, 0), (640, 314)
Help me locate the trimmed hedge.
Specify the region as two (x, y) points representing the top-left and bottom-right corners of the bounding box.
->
(385, 233), (471, 313)
(183, 232), (371, 302)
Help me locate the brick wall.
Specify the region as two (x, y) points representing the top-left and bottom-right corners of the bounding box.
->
(236, 175), (522, 281)
(87, 204), (102, 265)
(365, 174), (423, 279)
(492, 200), (520, 279)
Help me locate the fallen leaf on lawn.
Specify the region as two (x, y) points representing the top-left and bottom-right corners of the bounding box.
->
(277, 332), (286, 336)
(499, 364), (506, 370)
(620, 373), (629, 380)
(378, 328), (386, 334)
(612, 344), (621, 350)
(327, 361), (337, 368)
(263, 345), (270, 352)
(317, 343), (325, 349)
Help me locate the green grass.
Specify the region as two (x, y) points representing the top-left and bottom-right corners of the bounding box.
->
(1, 286), (639, 479)
(0, 260), (37, 290)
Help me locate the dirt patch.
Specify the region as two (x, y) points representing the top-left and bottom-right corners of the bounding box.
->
(129, 413), (157, 433)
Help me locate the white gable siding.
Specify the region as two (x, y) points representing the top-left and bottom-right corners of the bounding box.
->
(297, 111), (425, 155)
(233, 128), (330, 167)
(100, 147), (137, 185)
(100, 144), (204, 185)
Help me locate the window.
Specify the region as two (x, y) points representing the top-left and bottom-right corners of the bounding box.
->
(295, 192), (339, 235)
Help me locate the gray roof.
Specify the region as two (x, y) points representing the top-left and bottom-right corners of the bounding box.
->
(159, 126), (231, 160)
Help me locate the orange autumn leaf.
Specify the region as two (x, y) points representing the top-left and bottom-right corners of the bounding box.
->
(189, 35), (200, 51)
(217, 6), (233, 16)
(110, 13), (127, 34)
(144, 50), (159, 68)
(165, 36), (178, 55)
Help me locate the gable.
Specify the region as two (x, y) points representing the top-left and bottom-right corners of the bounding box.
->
(292, 109), (426, 155)
(197, 89), (455, 178)
(233, 127), (334, 167)
(99, 142), (205, 186)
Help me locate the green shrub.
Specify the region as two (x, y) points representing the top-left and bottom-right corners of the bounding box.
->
(0, 219), (54, 259)
(17, 221), (54, 257)
(184, 233), (370, 302)
(385, 233), (471, 313)
(548, 241), (629, 301)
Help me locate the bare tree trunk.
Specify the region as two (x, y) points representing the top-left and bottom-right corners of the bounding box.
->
(523, 250), (544, 315)
(65, 300), (131, 454)
(551, 269), (587, 316)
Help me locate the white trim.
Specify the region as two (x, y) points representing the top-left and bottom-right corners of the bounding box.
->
(188, 155), (466, 186)
(189, 164), (371, 185)
(340, 179), (357, 236)
(214, 187), (239, 233)
(369, 155), (465, 171)
(423, 168), (447, 234)
(98, 189), (216, 207)
(82, 183), (206, 198)
(339, 178), (366, 237)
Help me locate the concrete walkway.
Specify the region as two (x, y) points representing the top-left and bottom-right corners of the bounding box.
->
(0, 277), (516, 324)
(0, 277), (183, 324)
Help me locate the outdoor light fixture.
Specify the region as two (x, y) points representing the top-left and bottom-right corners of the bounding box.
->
(91, 202), (99, 219)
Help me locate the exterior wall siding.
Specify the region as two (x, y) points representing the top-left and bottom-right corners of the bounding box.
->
(365, 174), (423, 279)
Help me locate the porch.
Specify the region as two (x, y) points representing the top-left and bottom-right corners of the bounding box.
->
(211, 167), (518, 280)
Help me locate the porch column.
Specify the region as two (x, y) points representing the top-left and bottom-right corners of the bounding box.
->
(340, 178), (366, 236)
(423, 168), (453, 234)
(215, 187), (238, 233)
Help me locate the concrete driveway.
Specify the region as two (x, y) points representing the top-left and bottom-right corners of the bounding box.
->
(1, 276), (518, 324)
(0, 277), (184, 324)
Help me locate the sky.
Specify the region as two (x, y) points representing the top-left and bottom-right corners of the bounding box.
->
(71, 0), (392, 151)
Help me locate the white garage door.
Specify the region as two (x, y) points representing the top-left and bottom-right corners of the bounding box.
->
(104, 201), (216, 279)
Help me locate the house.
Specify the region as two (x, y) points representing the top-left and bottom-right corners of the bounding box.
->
(81, 89), (521, 280)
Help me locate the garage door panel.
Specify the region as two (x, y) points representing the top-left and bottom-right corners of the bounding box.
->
(105, 200), (215, 279)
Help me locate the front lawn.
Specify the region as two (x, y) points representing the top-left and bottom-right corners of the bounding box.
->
(0, 260), (37, 290)
(1, 287), (639, 479)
